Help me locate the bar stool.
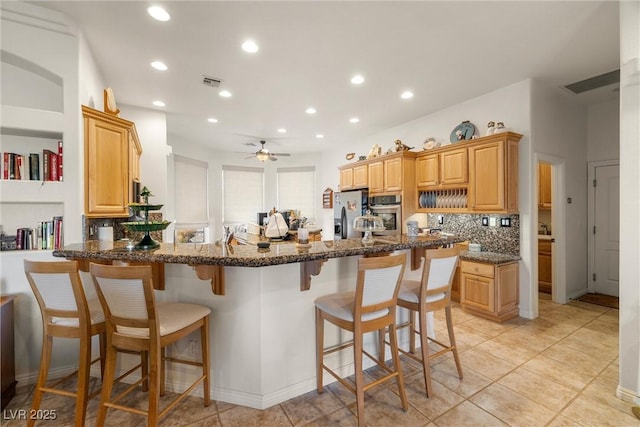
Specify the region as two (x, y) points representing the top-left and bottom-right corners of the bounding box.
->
(395, 246), (462, 397)
(315, 253), (407, 427)
(24, 260), (106, 427)
(89, 263), (211, 426)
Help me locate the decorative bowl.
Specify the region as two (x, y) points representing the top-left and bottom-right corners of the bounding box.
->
(128, 203), (164, 211)
(121, 220), (171, 232)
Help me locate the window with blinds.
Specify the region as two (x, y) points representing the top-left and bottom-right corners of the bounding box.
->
(277, 166), (315, 220)
(223, 165), (264, 224)
(174, 154), (208, 224)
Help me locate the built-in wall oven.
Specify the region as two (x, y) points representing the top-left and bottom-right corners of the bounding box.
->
(369, 194), (401, 235)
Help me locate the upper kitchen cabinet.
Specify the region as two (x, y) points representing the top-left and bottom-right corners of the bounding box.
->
(416, 147), (467, 187)
(339, 163), (367, 190)
(538, 162), (552, 209)
(368, 161), (384, 193)
(467, 132), (521, 213)
(82, 106), (142, 217)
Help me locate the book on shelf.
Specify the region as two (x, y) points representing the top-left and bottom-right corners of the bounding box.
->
(9, 217), (63, 251)
(29, 153), (40, 180)
(57, 140), (63, 181)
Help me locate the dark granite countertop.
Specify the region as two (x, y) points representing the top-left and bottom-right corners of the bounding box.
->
(459, 251), (521, 264)
(53, 235), (467, 267)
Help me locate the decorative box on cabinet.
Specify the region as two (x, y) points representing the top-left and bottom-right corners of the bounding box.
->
(467, 132), (520, 213)
(538, 239), (553, 293)
(1, 295), (16, 410)
(460, 260), (519, 322)
(82, 106), (142, 217)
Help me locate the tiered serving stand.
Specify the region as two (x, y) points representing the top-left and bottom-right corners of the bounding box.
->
(121, 190), (171, 250)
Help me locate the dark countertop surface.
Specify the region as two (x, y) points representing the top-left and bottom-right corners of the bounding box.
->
(53, 235), (467, 267)
(459, 251), (521, 264)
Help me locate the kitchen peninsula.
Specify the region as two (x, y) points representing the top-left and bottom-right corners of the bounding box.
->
(52, 236), (518, 409)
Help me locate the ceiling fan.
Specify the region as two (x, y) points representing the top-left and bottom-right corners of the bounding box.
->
(245, 140), (291, 162)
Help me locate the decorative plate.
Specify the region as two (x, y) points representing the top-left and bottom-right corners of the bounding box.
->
(345, 152), (355, 160)
(450, 121), (476, 143)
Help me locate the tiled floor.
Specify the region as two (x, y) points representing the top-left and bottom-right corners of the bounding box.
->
(4, 294), (639, 426)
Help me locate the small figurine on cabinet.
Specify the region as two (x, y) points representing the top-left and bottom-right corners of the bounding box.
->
(367, 144), (382, 159)
(394, 139), (413, 151)
(494, 122), (506, 133)
(486, 121), (495, 136)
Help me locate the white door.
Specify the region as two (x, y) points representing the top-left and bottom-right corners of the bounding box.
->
(593, 164), (619, 296)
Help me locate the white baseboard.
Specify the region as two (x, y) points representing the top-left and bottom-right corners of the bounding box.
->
(617, 384), (640, 405)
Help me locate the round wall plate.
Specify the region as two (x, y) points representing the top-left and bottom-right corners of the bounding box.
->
(450, 121), (476, 143)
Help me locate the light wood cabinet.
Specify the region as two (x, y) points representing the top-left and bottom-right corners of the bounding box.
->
(384, 156), (403, 192)
(339, 167), (354, 190)
(353, 164), (368, 189)
(461, 260), (519, 322)
(83, 106), (142, 217)
(538, 162), (552, 209)
(368, 161), (384, 193)
(538, 239), (553, 293)
(416, 148), (467, 187)
(468, 133), (520, 213)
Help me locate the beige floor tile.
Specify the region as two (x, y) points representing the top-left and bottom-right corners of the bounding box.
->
(281, 388), (346, 426)
(431, 359), (492, 398)
(520, 354), (593, 392)
(460, 316), (517, 338)
(448, 323), (493, 347)
(497, 367), (578, 412)
(475, 336), (539, 365)
(433, 401), (508, 427)
(582, 375), (636, 415)
(470, 383), (557, 427)
(217, 404), (293, 427)
(459, 348), (517, 381)
(496, 326), (559, 352)
(546, 414), (584, 427)
(561, 328), (618, 359)
(599, 361), (620, 382)
(394, 371), (464, 420)
(540, 342), (612, 377)
(352, 385), (430, 427)
(561, 394), (639, 427)
(302, 407), (357, 426)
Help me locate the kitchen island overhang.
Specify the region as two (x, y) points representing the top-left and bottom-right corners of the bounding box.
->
(53, 235), (466, 295)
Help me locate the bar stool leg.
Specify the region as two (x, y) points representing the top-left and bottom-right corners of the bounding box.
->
(99, 332), (106, 379)
(96, 342), (118, 427)
(74, 336), (91, 427)
(409, 310), (417, 354)
(388, 323), (408, 410)
(148, 343), (162, 427)
(353, 330), (365, 427)
(315, 307), (324, 393)
(201, 316), (211, 406)
(28, 334), (52, 427)
(446, 306), (463, 379)
(418, 307), (433, 397)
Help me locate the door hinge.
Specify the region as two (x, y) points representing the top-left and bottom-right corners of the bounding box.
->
(593, 273), (596, 281)
(593, 179), (597, 187)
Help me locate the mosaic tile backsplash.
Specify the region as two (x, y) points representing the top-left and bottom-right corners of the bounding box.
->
(83, 213), (164, 243)
(426, 213), (520, 255)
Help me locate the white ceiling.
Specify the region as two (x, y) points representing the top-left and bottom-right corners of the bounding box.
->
(33, 1), (620, 155)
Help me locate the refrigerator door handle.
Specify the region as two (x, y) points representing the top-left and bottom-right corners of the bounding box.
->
(341, 206), (347, 239)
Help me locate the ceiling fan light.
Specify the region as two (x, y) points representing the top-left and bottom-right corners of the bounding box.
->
(256, 152), (270, 161)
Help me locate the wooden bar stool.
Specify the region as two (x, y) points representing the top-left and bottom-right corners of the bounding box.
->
(394, 246), (462, 397)
(315, 253), (407, 427)
(24, 260), (106, 427)
(89, 263), (211, 427)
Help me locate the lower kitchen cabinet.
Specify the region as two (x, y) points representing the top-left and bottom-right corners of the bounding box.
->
(460, 260), (519, 322)
(538, 239), (553, 293)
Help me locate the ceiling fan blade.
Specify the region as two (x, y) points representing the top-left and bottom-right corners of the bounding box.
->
(268, 156), (278, 161)
(272, 153), (291, 157)
(244, 155), (256, 159)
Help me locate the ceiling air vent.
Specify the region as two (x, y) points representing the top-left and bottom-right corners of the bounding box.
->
(564, 70), (619, 94)
(202, 75), (223, 88)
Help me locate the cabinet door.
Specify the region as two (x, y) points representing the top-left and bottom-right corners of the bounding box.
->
(416, 154), (439, 187)
(340, 168), (353, 190)
(461, 272), (495, 313)
(496, 263), (519, 314)
(353, 164), (368, 189)
(440, 148), (468, 184)
(538, 240), (552, 292)
(468, 141), (504, 211)
(384, 157), (402, 192)
(538, 162), (552, 209)
(85, 118), (129, 217)
(368, 161), (384, 193)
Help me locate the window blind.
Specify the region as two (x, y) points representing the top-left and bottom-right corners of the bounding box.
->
(223, 165), (264, 224)
(174, 155), (208, 223)
(277, 166), (315, 219)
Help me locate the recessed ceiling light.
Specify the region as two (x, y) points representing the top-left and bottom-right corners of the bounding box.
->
(219, 90), (232, 98)
(277, 128), (287, 133)
(242, 40), (259, 53)
(306, 107), (317, 114)
(316, 134), (324, 139)
(351, 74), (365, 85)
(152, 100), (165, 107)
(208, 118), (218, 123)
(349, 117), (360, 123)
(400, 90), (414, 99)
(150, 61), (168, 71)
(147, 6), (170, 22)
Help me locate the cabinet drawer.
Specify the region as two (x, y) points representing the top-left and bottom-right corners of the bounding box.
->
(461, 261), (494, 277)
(538, 239), (552, 252)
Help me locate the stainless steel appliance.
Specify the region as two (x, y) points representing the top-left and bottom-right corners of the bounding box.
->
(369, 194), (401, 235)
(333, 190), (368, 239)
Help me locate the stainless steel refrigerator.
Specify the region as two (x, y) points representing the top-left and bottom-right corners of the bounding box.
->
(333, 190), (368, 239)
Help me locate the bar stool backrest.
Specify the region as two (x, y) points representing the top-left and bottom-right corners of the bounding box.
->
(355, 254), (406, 322)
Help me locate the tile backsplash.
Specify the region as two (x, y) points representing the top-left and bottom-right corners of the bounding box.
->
(83, 213), (164, 243)
(426, 213), (519, 255)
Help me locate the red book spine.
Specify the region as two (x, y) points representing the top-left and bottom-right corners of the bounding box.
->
(57, 140), (63, 181)
(50, 153), (59, 181)
(3, 152), (8, 180)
